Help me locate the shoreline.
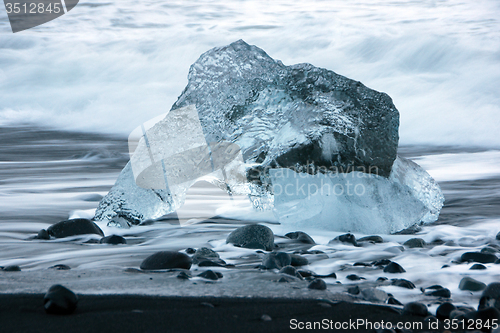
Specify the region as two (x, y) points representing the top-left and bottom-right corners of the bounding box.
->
(0, 294), (439, 333)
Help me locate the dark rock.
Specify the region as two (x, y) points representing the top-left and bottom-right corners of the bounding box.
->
(313, 272), (337, 279)
(357, 235), (384, 243)
(297, 270), (315, 278)
(198, 260), (225, 267)
(47, 218), (104, 238)
(441, 264), (450, 269)
(331, 233), (357, 246)
(278, 276), (294, 283)
(262, 252), (291, 269)
(140, 251), (192, 270)
(470, 263), (487, 270)
(48, 264), (71, 270)
(474, 307), (500, 328)
(361, 288), (388, 303)
(261, 314), (272, 322)
(479, 283), (500, 311)
(2, 265), (21, 272)
(347, 286), (360, 295)
(279, 265), (301, 278)
(403, 302), (428, 317)
(99, 235), (127, 245)
(192, 247), (225, 266)
(459, 277), (486, 291)
(387, 297), (402, 305)
(449, 309), (467, 320)
(426, 284), (444, 290)
(307, 250), (325, 254)
(377, 277), (388, 282)
(430, 238), (445, 245)
(373, 259), (392, 267)
(403, 238), (426, 248)
(461, 252), (497, 264)
(346, 274), (363, 281)
(353, 262), (370, 267)
(289, 254), (308, 267)
(198, 270), (220, 281)
(436, 302), (456, 320)
(383, 262), (405, 273)
(308, 278), (327, 290)
(43, 285), (78, 315)
(177, 271), (191, 280)
(226, 224), (274, 251)
(284, 231), (315, 244)
(193, 247), (219, 260)
(36, 229), (50, 240)
(185, 248), (196, 254)
(425, 288), (451, 298)
(457, 305), (476, 313)
(481, 247), (498, 254)
(391, 279), (415, 289)
(497, 231), (500, 241)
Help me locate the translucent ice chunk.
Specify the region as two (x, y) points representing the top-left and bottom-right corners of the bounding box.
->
(389, 156), (444, 223)
(271, 156), (444, 234)
(94, 105), (249, 225)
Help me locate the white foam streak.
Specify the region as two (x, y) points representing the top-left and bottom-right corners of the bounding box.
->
(413, 150), (500, 181)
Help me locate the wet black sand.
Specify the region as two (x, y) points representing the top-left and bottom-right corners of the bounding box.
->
(0, 294), (440, 333)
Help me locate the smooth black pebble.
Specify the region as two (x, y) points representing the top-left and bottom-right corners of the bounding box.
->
(47, 218), (104, 238)
(43, 285), (78, 315)
(285, 231), (315, 244)
(100, 235), (127, 245)
(403, 302), (428, 317)
(308, 278), (327, 290)
(226, 224), (274, 251)
(140, 251), (192, 270)
(383, 262), (406, 273)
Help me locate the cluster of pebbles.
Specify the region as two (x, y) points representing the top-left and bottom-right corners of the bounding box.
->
(3, 217), (500, 331)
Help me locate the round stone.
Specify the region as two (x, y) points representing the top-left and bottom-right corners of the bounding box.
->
(403, 302), (428, 317)
(47, 218), (104, 238)
(285, 231), (315, 244)
(308, 278), (327, 290)
(43, 285), (78, 315)
(403, 238), (426, 248)
(459, 277), (486, 291)
(383, 262), (406, 273)
(100, 235), (127, 245)
(226, 224), (274, 251)
(140, 251), (192, 270)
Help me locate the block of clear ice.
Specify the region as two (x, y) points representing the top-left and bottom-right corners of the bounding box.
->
(271, 156), (444, 234)
(94, 40), (444, 233)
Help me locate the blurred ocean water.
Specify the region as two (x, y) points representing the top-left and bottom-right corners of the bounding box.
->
(0, 0), (499, 145)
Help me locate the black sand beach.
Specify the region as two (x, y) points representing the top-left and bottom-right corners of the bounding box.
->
(0, 294), (438, 333)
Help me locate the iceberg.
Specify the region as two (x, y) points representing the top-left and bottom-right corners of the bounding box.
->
(94, 40), (444, 233)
